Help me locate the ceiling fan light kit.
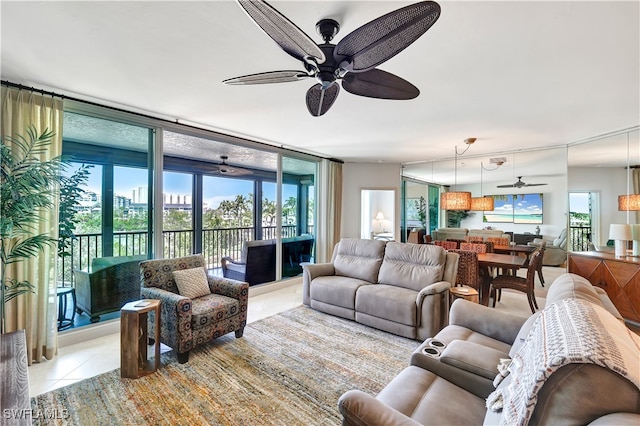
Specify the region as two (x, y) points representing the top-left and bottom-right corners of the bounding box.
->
(224, 0), (441, 116)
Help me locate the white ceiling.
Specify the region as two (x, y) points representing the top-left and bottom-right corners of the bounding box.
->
(2, 1), (639, 183)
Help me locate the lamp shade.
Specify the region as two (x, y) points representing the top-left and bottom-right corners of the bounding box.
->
(375, 212), (385, 220)
(618, 194), (640, 211)
(441, 191), (471, 210)
(470, 196), (494, 211)
(609, 224), (632, 240)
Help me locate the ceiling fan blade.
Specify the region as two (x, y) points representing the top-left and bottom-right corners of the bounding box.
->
(334, 1), (441, 72)
(237, 0), (325, 63)
(523, 183), (548, 187)
(223, 70), (309, 85)
(496, 184), (516, 188)
(342, 69), (419, 100)
(306, 83), (340, 117)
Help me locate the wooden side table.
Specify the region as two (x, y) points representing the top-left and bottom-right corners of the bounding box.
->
(121, 299), (161, 379)
(450, 286), (479, 305)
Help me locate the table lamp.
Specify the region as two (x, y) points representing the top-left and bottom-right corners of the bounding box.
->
(632, 224), (640, 256)
(609, 224), (632, 257)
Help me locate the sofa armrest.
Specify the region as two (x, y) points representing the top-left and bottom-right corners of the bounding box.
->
(338, 390), (422, 426)
(141, 287), (192, 352)
(302, 263), (336, 305)
(416, 280), (450, 304)
(207, 276), (248, 299)
(449, 299), (526, 345)
(303, 263), (335, 280)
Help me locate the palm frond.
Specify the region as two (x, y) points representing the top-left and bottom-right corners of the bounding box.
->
(2, 279), (36, 302)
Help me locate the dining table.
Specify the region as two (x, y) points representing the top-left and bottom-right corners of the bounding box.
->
(477, 252), (527, 306)
(492, 244), (536, 258)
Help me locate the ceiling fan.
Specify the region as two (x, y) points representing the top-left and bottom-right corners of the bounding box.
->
(211, 155), (253, 176)
(223, 0), (441, 116)
(497, 176), (548, 189)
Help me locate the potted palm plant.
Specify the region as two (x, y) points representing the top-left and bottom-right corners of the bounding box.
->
(0, 126), (64, 333)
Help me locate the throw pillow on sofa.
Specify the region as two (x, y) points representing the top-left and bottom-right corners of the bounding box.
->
(173, 267), (211, 299)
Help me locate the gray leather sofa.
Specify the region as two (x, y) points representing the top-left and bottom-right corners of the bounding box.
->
(431, 227), (511, 242)
(528, 228), (567, 266)
(339, 273), (640, 425)
(302, 238), (459, 341)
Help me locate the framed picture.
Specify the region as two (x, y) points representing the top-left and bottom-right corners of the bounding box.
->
(513, 193), (543, 224)
(483, 194), (514, 223)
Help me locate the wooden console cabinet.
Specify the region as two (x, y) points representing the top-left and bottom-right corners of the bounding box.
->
(567, 251), (640, 324)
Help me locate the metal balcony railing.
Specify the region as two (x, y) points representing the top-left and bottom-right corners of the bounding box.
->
(58, 225), (310, 286)
(569, 225), (592, 251)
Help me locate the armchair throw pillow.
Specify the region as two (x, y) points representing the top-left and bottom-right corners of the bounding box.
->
(172, 267), (211, 299)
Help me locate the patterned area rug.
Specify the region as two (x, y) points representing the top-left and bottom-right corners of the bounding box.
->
(31, 306), (420, 425)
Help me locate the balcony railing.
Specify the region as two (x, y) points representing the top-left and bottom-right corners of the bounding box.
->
(569, 225), (591, 251)
(58, 225), (307, 286)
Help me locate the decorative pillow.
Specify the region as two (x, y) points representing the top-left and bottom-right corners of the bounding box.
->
(172, 267), (210, 299)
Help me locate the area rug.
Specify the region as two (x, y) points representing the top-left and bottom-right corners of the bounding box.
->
(31, 306), (420, 425)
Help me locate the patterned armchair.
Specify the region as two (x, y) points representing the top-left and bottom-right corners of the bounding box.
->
(140, 254), (248, 363)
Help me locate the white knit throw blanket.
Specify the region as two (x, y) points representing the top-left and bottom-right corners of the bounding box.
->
(486, 298), (640, 426)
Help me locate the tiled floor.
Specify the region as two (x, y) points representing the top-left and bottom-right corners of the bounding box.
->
(28, 279), (304, 397)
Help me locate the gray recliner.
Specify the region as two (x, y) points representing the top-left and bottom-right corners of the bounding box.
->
(529, 228), (567, 266)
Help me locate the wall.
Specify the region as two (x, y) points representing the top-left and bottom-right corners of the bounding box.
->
(457, 174), (568, 239)
(341, 162), (402, 239)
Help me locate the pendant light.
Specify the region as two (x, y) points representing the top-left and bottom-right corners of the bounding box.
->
(440, 138), (475, 210)
(471, 161), (495, 211)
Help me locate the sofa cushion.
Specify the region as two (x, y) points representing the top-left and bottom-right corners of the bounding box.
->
(332, 238), (386, 283)
(355, 284), (418, 326)
(190, 293), (239, 331)
(375, 366), (487, 425)
(433, 324), (512, 354)
(439, 340), (506, 380)
(378, 242), (446, 291)
(310, 275), (370, 310)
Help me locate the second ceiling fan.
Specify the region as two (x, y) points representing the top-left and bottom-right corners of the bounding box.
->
(497, 176), (548, 189)
(223, 0), (441, 116)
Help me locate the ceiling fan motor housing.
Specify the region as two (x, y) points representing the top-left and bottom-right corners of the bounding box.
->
(316, 44), (340, 88)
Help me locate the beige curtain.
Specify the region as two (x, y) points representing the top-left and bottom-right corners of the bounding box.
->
(316, 159), (342, 263)
(2, 87), (63, 363)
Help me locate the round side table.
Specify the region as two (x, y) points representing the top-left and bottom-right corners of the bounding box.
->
(450, 286), (479, 305)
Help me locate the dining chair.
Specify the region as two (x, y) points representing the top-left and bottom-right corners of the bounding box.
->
(465, 236), (484, 242)
(478, 240), (495, 253)
(446, 238), (466, 248)
(487, 237), (510, 246)
(434, 240), (457, 250)
(489, 250), (543, 314)
(535, 240), (547, 286)
(459, 242), (487, 254)
(449, 249), (480, 290)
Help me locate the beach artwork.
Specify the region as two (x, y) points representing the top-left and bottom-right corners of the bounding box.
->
(483, 193), (543, 224)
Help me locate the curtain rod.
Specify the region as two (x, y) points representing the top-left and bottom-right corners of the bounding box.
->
(1, 80), (343, 164)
